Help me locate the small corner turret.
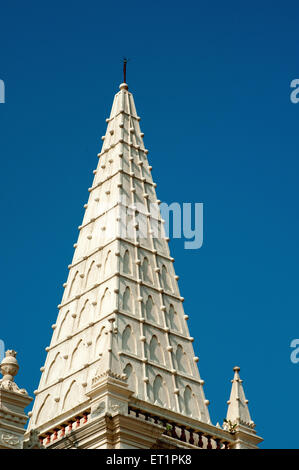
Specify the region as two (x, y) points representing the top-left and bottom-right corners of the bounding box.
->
(223, 366), (263, 449)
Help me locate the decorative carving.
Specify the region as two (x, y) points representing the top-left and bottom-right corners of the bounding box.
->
(108, 399), (127, 415)
(0, 350), (28, 395)
(23, 429), (43, 449)
(91, 370), (127, 387)
(91, 401), (106, 418)
(0, 431), (21, 448)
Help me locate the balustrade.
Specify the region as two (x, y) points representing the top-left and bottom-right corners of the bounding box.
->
(39, 410), (91, 447)
(128, 406), (232, 449)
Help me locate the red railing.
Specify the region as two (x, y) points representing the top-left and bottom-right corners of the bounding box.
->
(39, 410), (91, 447)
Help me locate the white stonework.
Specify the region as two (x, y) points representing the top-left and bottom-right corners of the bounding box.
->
(223, 367), (261, 449)
(226, 366), (253, 427)
(26, 82), (262, 450)
(0, 350), (33, 449)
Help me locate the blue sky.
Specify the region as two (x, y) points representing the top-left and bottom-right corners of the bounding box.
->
(0, 0), (299, 449)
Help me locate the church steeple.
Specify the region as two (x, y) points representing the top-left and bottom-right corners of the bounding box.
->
(26, 80), (262, 449)
(27, 80), (212, 442)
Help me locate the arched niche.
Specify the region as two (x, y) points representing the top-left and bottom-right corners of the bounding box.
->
(153, 375), (167, 407)
(70, 340), (86, 370)
(145, 295), (157, 323)
(95, 326), (107, 358)
(85, 260), (97, 287)
(57, 310), (70, 341)
(123, 249), (132, 274)
(176, 344), (191, 374)
(141, 257), (153, 283)
(123, 362), (136, 393)
(104, 250), (112, 277)
(46, 352), (63, 385)
(63, 381), (80, 411)
(121, 325), (135, 353)
(167, 304), (180, 331)
(77, 299), (90, 328)
(68, 271), (80, 298)
(122, 286), (133, 312)
(161, 265), (171, 291)
(35, 394), (56, 425)
(149, 335), (163, 363)
(183, 385), (194, 416)
(100, 288), (111, 316)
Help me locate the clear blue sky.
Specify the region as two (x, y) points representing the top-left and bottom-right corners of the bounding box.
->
(0, 0), (298, 449)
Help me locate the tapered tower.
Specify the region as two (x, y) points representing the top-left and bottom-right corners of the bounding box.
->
(26, 80), (262, 449)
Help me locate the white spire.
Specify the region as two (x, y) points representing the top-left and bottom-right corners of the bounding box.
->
(226, 366), (254, 427)
(27, 81), (211, 438)
(224, 366), (263, 449)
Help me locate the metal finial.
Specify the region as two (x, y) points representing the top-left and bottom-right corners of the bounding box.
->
(123, 57), (128, 84)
